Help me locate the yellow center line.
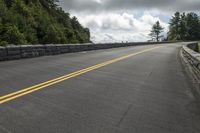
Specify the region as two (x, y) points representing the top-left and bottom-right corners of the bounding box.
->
(0, 46), (162, 105)
(0, 61), (111, 100)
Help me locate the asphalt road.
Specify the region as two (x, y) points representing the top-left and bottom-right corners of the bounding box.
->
(0, 43), (200, 133)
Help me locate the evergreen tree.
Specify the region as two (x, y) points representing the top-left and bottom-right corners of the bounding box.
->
(185, 12), (200, 40)
(168, 12), (181, 40)
(0, 0), (90, 45)
(168, 12), (200, 41)
(149, 21), (164, 42)
(179, 13), (187, 40)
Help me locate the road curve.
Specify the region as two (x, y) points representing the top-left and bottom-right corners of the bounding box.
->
(0, 43), (200, 133)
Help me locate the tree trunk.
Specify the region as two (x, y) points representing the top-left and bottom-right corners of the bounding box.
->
(156, 33), (159, 42)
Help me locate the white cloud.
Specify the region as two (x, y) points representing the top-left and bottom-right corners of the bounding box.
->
(59, 0), (199, 43)
(73, 11), (168, 43)
(59, 0), (200, 12)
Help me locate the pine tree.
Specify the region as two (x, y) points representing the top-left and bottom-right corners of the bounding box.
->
(185, 12), (200, 40)
(149, 21), (164, 42)
(179, 13), (187, 40)
(168, 12), (200, 41)
(168, 12), (181, 40)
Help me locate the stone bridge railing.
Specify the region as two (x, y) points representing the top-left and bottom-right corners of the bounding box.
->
(182, 42), (200, 75)
(0, 42), (171, 62)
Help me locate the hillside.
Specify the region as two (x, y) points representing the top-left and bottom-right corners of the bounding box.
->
(0, 0), (90, 45)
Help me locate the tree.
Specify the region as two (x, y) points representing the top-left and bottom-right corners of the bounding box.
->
(168, 12), (181, 40)
(179, 13), (187, 40)
(2, 25), (27, 44)
(168, 12), (200, 41)
(0, 0), (90, 45)
(39, 0), (59, 10)
(185, 12), (200, 40)
(149, 21), (164, 42)
(4, 0), (14, 8)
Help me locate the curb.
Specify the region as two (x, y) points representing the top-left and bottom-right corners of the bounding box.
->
(181, 43), (200, 99)
(182, 43), (200, 75)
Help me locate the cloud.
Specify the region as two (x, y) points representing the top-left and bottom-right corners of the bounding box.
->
(58, 0), (199, 42)
(59, 0), (200, 12)
(75, 12), (168, 43)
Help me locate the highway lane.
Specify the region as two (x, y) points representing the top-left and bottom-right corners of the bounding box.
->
(0, 43), (200, 133)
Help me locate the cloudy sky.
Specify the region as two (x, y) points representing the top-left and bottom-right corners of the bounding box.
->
(59, 0), (200, 43)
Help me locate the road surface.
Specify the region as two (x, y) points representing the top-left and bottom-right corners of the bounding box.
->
(0, 43), (200, 133)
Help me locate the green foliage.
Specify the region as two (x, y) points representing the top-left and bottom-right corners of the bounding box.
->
(168, 12), (181, 40)
(0, 0), (90, 45)
(149, 21), (164, 42)
(198, 42), (200, 53)
(2, 24), (27, 44)
(168, 12), (200, 41)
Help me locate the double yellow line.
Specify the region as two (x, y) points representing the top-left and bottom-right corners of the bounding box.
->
(0, 46), (161, 105)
